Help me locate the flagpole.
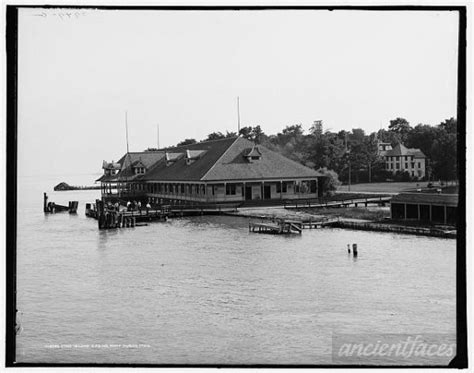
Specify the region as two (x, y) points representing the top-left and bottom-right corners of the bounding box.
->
(157, 123), (160, 149)
(125, 111), (130, 154)
(237, 96), (241, 133)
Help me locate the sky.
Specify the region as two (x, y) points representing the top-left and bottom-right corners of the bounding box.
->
(17, 8), (459, 177)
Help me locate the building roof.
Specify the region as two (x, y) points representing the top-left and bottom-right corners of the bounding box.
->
(96, 174), (118, 182)
(119, 152), (166, 169)
(384, 143), (425, 158)
(391, 192), (458, 207)
(201, 137), (323, 181)
(96, 151), (165, 182)
(97, 136), (323, 183)
(139, 137), (238, 182)
(102, 161), (121, 170)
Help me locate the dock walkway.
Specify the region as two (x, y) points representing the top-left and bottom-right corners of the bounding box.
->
(284, 196), (391, 209)
(87, 201), (240, 230)
(249, 217), (340, 235)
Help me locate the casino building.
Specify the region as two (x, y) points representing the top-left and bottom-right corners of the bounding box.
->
(97, 136), (326, 206)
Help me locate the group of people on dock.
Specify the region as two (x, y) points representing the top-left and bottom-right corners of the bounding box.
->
(104, 200), (152, 213)
(126, 200), (152, 212)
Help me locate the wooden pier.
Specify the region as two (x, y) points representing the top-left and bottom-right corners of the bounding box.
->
(87, 200), (240, 230)
(331, 220), (456, 238)
(43, 192), (78, 214)
(282, 217), (340, 229)
(248, 217), (339, 234)
(249, 221), (302, 235)
(284, 196), (392, 209)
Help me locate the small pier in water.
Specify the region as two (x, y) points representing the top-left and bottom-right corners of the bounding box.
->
(43, 193), (78, 214)
(249, 217), (339, 235)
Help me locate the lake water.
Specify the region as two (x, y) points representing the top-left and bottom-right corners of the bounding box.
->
(15, 174), (457, 365)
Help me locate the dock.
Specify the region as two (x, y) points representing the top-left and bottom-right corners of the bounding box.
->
(87, 200), (240, 230)
(284, 196), (392, 209)
(249, 221), (302, 234)
(282, 217), (340, 229)
(43, 192), (78, 213)
(248, 217), (340, 234)
(331, 220), (456, 238)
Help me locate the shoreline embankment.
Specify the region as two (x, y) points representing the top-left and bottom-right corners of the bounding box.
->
(224, 206), (456, 239)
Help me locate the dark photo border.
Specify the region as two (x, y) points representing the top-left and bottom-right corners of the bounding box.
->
(5, 4), (468, 368)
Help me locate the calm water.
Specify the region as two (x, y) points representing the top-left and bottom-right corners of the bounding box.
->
(16, 174), (456, 365)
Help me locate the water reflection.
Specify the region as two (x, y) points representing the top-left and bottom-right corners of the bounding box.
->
(97, 229), (120, 249)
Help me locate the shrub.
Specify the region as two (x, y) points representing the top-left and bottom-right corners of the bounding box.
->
(317, 168), (341, 196)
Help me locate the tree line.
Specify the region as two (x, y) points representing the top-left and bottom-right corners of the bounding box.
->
(154, 117), (458, 184)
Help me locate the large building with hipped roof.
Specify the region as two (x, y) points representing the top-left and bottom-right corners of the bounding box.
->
(97, 136), (326, 205)
(378, 143), (426, 179)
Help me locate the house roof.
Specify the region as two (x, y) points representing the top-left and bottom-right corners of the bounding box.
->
(96, 174), (118, 182)
(96, 151), (165, 182)
(99, 136), (323, 183)
(384, 143), (425, 158)
(119, 152), (166, 169)
(102, 161), (121, 170)
(201, 137), (322, 181)
(132, 160), (147, 168)
(140, 137), (238, 181)
(391, 193), (458, 207)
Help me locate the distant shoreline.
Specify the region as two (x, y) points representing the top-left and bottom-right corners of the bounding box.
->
(54, 182), (101, 191)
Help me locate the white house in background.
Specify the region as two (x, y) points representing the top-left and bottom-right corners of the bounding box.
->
(378, 143), (426, 179)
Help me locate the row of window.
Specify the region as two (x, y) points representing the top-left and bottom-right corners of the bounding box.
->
(386, 162), (422, 170)
(129, 180), (318, 196)
(386, 156), (415, 162)
(131, 182), (206, 195)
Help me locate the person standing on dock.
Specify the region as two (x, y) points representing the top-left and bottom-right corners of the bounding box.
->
(127, 201), (131, 211)
(146, 202), (151, 214)
(138, 201), (142, 213)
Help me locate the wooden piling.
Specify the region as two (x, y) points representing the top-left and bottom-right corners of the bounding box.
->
(43, 193), (48, 212)
(352, 243), (358, 257)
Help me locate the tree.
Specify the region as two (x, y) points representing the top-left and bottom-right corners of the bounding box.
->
(251, 125), (265, 144)
(239, 126), (254, 140)
(431, 133), (457, 181)
(377, 129), (400, 146)
(363, 133), (379, 183)
(349, 128), (366, 145)
(177, 138), (197, 146)
(405, 124), (440, 160)
(205, 132), (226, 141)
(238, 125), (266, 143)
(282, 124), (304, 137)
(388, 117), (412, 143)
(439, 117), (457, 134)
